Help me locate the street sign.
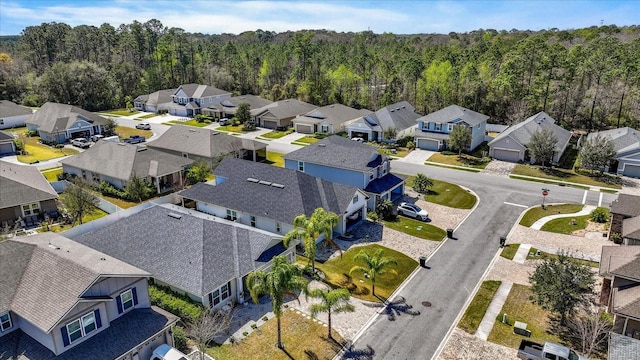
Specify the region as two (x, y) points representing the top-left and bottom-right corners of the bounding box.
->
(542, 188), (550, 196)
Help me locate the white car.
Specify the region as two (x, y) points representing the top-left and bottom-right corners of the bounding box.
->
(136, 122), (151, 130)
(70, 138), (91, 149)
(151, 344), (188, 360)
(397, 202), (429, 221)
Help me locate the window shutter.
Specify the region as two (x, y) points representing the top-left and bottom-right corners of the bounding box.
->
(132, 287), (138, 305)
(61, 326), (70, 346)
(116, 295), (123, 314)
(94, 309), (102, 329)
(208, 293), (213, 307)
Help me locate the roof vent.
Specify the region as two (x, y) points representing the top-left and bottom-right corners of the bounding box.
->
(117, 143), (126, 146)
(168, 213), (182, 219)
(271, 183), (285, 189)
(247, 177), (259, 183)
(401, 106), (406, 109)
(390, 109), (395, 112)
(258, 180), (272, 186)
(48, 243), (60, 250)
(137, 148), (148, 152)
(189, 129), (197, 132)
(318, 143), (326, 147)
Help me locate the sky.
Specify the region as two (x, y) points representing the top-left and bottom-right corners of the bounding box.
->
(0, 0), (638, 36)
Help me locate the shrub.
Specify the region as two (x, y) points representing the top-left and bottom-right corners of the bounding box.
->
(13, 138), (24, 151)
(367, 211), (379, 223)
(591, 207), (610, 223)
(55, 144), (65, 149)
(396, 135), (414, 147)
(172, 325), (189, 352)
(376, 198), (395, 220)
(148, 284), (204, 322)
(99, 181), (128, 199)
(610, 232), (623, 244)
(243, 331), (249, 336)
(25, 130), (38, 137)
(251, 324), (257, 329)
(406, 141), (415, 150)
(262, 316), (268, 322)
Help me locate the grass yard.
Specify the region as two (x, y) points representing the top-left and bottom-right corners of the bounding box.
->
(425, 162), (481, 172)
(512, 164), (621, 189)
(487, 284), (562, 349)
(292, 135), (319, 145)
(540, 215), (590, 234)
(526, 247), (599, 268)
(427, 152), (490, 170)
(458, 280), (502, 334)
(216, 124), (254, 133)
(383, 215), (447, 241)
(260, 130), (290, 139)
(41, 167), (63, 181)
(102, 109), (139, 116)
(135, 113), (157, 120)
(500, 244), (520, 260)
(262, 151), (285, 167)
(39, 208), (109, 233)
(115, 125), (152, 140)
(509, 175), (589, 190)
(405, 177), (477, 209)
(377, 147), (410, 158)
(519, 204), (584, 227)
(315, 244), (418, 302)
(6, 127), (79, 163)
(207, 310), (344, 360)
(164, 120), (210, 127)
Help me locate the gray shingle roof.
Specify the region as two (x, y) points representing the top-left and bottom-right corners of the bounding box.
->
(72, 205), (279, 297)
(586, 127), (640, 157)
(60, 141), (193, 181)
(147, 125), (266, 158)
(600, 246), (640, 278)
(1, 233), (148, 332)
(374, 101), (421, 132)
(488, 112), (571, 152)
(0, 100), (32, 118)
(609, 332), (640, 360)
(416, 105), (489, 127)
(611, 194), (640, 217)
(0, 161), (58, 209)
(25, 102), (108, 133)
(252, 99), (317, 120)
(623, 216), (640, 240)
(293, 104), (371, 126)
(284, 135), (386, 172)
(613, 283), (640, 320)
(135, 88), (176, 107)
(176, 83), (230, 98)
(180, 157), (359, 225)
(0, 130), (15, 141)
(212, 94), (273, 111)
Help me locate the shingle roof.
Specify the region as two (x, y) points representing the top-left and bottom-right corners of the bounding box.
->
(73, 205), (279, 297)
(416, 105), (489, 127)
(0, 307), (178, 360)
(25, 102), (108, 133)
(60, 141), (193, 181)
(135, 88), (176, 107)
(611, 194), (640, 217)
(0, 129), (15, 141)
(180, 157), (360, 226)
(252, 99), (317, 120)
(212, 94), (273, 111)
(176, 83), (230, 98)
(613, 283), (640, 320)
(374, 101), (421, 132)
(609, 332), (640, 360)
(364, 173), (405, 194)
(586, 127), (640, 157)
(284, 135), (386, 172)
(1, 233), (148, 332)
(293, 104), (371, 126)
(600, 246), (640, 281)
(0, 160), (58, 209)
(147, 125), (266, 158)
(0, 100), (32, 118)
(623, 216), (640, 240)
(488, 112), (571, 152)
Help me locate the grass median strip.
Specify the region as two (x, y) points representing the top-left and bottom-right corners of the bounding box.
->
(526, 247), (599, 268)
(383, 215), (446, 241)
(459, 280), (502, 334)
(540, 215), (590, 234)
(512, 164), (621, 189)
(519, 204), (583, 227)
(405, 177), (477, 209)
(500, 244), (520, 260)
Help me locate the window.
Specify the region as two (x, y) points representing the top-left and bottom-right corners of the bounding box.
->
(92, 173), (100, 183)
(369, 172), (374, 180)
(67, 319), (82, 342)
(63, 310), (100, 345)
(226, 209), (237, 221)
(250, 215), (256, 227)
(298, 161), (304, 172)
(208, 282), (231, 307)
(21, 203), (40, 216)
(353, 195), (358, 204)
(276, 222), (281, 233)
(121, 289), (134, 311)
(0, 119), (4, 125)
(435, 123), (442, 131)
(0, 312), (12, 331)
(81, 170), (87, 180)
(321, 125), (329, 133)
(448, 124), (454, 132)
(81, 312), (96, 334)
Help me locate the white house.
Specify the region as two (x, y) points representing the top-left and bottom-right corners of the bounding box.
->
(0, 100), (32, 129)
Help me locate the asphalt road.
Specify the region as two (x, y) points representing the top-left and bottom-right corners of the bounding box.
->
(351, 162), (617, 360)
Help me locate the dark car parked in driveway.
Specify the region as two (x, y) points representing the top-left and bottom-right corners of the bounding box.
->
(123, 135), (146, 144)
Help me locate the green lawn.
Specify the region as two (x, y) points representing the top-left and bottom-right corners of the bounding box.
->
(6, 127), (79, 163)
(207, 310), (344, 360)
(115, 125), (152, 140)
(459, 280), (502, 334)
(540, 215), (590, 234)
(102, 108), (139, 116)
(377, 148), (410, 158)
(383, 215), (446, 241)
(488, 284), (562, 349)
(512, 164), (621, 189)
(509, 175), (590, 190)
(519, 204), (584, 227)
(41, 167), (63, 181)
(425, 162), (481, 172)
(405, 177), (477, 209)
(315, 244), (418, 302)
(500, 244), (520, 260)
(427, 152), (490, 170)
(260, 130), (290, 139)
(39, 208), (109, 233)
(216, 124), (254, 133)
(164, 120), (210, 127)
(135, 113), (157, 120)
(262, 151), (285, 167)
(526, 248), (599, 268)
(292, 136), (319, 145)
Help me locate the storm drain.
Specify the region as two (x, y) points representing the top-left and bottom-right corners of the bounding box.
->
(422, 301), (432, 307)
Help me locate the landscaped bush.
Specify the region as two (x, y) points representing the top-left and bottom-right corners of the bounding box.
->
(25, 130), (38, 137)
(396, 135), (414, 147)
(172, 325), (189, 352)
(313, 132), (330, 139)
(591, 207), (610, 223)
(99, 180), (128, 199)
(148, 284), (204, 322)
(610, 232), (623, 244)
(406, 141), (415, 150)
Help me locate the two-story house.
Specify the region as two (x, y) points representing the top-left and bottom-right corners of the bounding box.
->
(166, 84), (231, 117)
(0, 232), (179, 360)
(414, 105), (489, 152)
(346, 101), (420, 142)
(179, 157), (368, 236)
(72, 203), (297, 310)
(292, 103), (371, 135)
(25, 102), (107, 144)
(284, 135), (404, 210)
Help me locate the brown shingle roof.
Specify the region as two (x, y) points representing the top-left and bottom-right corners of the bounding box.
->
(611, 194), (640, 218)
(623, 216), (640, 240)
(613, 284), (640, 320)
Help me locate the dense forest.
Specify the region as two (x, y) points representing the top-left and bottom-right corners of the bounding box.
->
(0, 20), (639, 130)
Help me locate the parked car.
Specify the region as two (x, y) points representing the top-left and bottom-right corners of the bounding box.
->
(136, 122), (151, 130)
(351, 137), (364, 142)
(151, 344), (188, 360)
(91, 134), (104, 142)
(123, 135), (146, 144)
(219, 117), (230, 126)
(71, 138), (91, 149)
(518, 340), (587, 360)
(397, 202), (429, 221)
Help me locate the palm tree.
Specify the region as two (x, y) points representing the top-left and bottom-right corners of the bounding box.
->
(349, 249), (397, 297)
(246, 256), (308, 349)
(283, 208), (339, 274)
(412, 173), (433, 194)
(308, 287), (355, 339)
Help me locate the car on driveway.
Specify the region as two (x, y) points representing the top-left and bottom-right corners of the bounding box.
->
(219, 118), (230, 126)
(123, 135), (146, 144)
(71, 138), (91, 149)
(397, 202), (429, 221)
(136, 122), (151, 130)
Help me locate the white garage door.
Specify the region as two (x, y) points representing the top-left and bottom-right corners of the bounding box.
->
(262, 120), (278, 129)
(493, 149), (521, 162)
(623, 165), (640, 178)
(417, 138), (440, 151)
(295, 124), (314, 134)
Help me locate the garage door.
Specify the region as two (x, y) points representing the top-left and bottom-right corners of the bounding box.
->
(0, 142), (14, 155)
(493, 148), (521, 162)
(295, 124), (314, 134)
(623, 165), (640, 178)
(262, 120), (278, 129)
(417, 138), (440, 151)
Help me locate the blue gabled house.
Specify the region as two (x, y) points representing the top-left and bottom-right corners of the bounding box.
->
(284, 135), (404, 210)
(414, 105), (488, 151)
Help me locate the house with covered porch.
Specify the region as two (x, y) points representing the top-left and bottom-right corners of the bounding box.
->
(25, 102), (108, 144)
(414, 105), (488, 151)
(346, 101), (420, 142)
(292, 103), (370, 134)
(167, 83), (231, 117)
(251, 99), (317, 129)
(202, 94), (273, 120)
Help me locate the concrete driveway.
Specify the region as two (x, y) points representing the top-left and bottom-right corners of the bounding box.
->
(397, 149), (434, 164)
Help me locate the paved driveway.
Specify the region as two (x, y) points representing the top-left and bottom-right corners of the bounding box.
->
(398, 149), (434, 164)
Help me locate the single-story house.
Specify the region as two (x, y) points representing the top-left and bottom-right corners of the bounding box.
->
(134, 88), (176, 113)
(252, 99), (317, 129)
(488, 111), (571, 163)
(179, 157), (368, 236)
(59, 141), (193, 194)
(0, 130), (16, 156)
(585, 127), (640, 178)
(146, 124), (268, 166)
(414, 105), (489, 151)
(202, 94), (273, 119)
(0, 100), (32, 129)
(347, 101), (421, 142)
(25, 102), (108, 144)
(610, 194), (640, 245)
(0, 160), (58, 227)
(0, 232), (179, 360)
(72, 204), (295, 309)
(284, 135), (404, 209)
(292, 104), (371, 134)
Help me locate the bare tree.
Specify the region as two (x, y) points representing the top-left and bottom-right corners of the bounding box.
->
(566, 305), (612, 358)
(188, 309), (234, 359)
(60, 180), (99, 225)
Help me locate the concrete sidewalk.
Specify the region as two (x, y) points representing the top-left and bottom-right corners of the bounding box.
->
(475, 281), (513, 340)
(512, 244), (531, 264)
(530, 205), (596, 230)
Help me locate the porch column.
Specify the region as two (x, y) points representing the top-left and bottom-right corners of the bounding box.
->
(253, 150), (257, 162)
(623, 317), (629, 335)
(155, 177), (160, 194)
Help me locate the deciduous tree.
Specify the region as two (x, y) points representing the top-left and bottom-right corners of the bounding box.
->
(528, 128), (558, 167)
(448, 125), (472, 157)
(580, 135), (616, 172)
(61, 180), (99, 225)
